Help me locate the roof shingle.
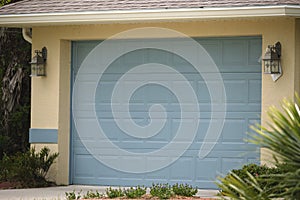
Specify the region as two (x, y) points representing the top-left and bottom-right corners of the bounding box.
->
(0, 0), (300, 15)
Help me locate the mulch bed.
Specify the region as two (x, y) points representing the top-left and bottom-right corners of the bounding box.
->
(0, 181), (22, 189)
(81, 197), (215, 200)
(0, 181), (56, 190)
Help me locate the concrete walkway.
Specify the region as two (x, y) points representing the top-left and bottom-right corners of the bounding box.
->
(0, 185), (219, 200)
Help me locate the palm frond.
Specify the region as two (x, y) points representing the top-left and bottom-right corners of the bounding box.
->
(218, 93), (300, 199)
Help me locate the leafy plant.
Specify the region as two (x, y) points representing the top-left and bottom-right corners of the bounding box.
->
(273, 168), (300, 199)
(65, 190), (82, 200)
(0, 146), (59, 187)
(231, 163), (290, 193)
(251, 96), (300, 170)
(217, 171), (270, 200)
(0, 135), (11, 160)
(83, 190), (103, 199)
(150, 183), (174, 199)
(217, 164), (287, 199)
(124, 186), (147, 198)
(172, 183), (198, 197)
(106, 187), (125, 198)
(0, 0), (12, 6)
(217, 94), (300, 199)
(250, 95), (300, 199)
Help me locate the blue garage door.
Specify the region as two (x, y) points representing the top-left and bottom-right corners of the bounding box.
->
(71, 36), (261, 188)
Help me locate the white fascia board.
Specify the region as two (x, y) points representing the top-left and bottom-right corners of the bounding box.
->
(0, 5), (299, 27)
(284, 6), (300, 16)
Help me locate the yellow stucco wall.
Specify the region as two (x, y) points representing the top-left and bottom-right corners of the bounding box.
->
(31, 17), (299, 184)
(295, 19), (300, 95)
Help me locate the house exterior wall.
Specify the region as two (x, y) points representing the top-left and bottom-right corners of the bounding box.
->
(30, 17), (299, 185)
(295, 19), (300, 95)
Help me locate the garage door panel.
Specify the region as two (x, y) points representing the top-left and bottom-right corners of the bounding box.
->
(221, 119), (246, 142)
(97, 164), (130, 178)
(198, 38), (261, 73)
(71, 37), (261, 188)
(72, 142), (259, 188)
(192, 143), (258, 152)
(249, 79), (262, 102)
(225, 80), (248, 103)
(197, 42), (222, 66)
(74, 154), (98, 177)
(222, 40), (247, 66)
(73, 177), (96, 185)
(248, 39), (263, 65)
(72, 41), (100, 71)
(221, 157), (246, 173)
(170, 157), (194, 181)
(95, 99), (260, 113)
(72, 118), (100, 133)
(95, 73), (260, 105)
(115, 176), (145, 182)
(73, 84), (96, 104)
(145, 168), (170, 180)
(196, 157), (220, 180)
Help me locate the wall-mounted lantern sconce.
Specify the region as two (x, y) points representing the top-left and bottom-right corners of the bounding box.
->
(30, 47), (47, 77)
(263, 42), (282, 82)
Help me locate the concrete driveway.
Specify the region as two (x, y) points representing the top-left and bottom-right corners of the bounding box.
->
(0, 185), (219, 200)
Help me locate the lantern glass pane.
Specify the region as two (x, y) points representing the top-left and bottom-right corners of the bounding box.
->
(271, 60), (279, 74)
(272, 60), (280, 74)
(31, 63), (37, 76)
(37, 64), (45, 76)
(264, 60), (271, 74)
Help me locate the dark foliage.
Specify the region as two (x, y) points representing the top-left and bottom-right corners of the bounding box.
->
(0, 0), (31, 159)
(0, 0), (20, 6)
(227, 163), (290, 194)
(0, 147), (59, 188)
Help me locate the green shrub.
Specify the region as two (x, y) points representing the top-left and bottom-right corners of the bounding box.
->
(65, 190), (81, 200)
(65, 190), (104, 200)
(217, 171), (269, 200)
(172, 183), (198, 197)
(150, 183), (174, 199)
(124, 186), (147, 198)
(217, 94), (300, 199)
(0, 135), (11, 160)
(231, 163), (268, 179)
(0, 153), (11, 180)
(67, 183), (199, 199)
(219, 163), (290, 198)
(106, 187), (124, 198)
(231, 163), (290, 179)
(0, 146), (59, 187)
(83, 190), (103, 199)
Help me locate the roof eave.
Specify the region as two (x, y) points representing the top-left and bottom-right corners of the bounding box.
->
(0, 5), (300, 27)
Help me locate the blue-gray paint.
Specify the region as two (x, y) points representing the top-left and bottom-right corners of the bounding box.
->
(29, 128), (58, 143)
(71, 37), (262, 188)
